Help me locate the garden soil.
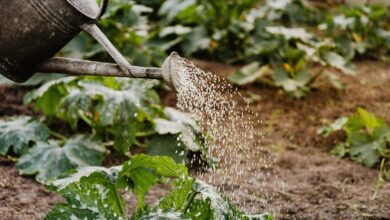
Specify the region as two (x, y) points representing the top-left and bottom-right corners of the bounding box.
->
(0, 60), (389, 220)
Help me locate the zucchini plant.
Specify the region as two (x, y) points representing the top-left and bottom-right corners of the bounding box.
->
(318, 108), (390, 168)
(45, 154), (272, 220)
(320, 3), (390, 61)
(0, 76), (214, 183)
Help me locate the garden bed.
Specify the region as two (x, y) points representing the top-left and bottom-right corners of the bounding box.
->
(0, 60), (389, 219)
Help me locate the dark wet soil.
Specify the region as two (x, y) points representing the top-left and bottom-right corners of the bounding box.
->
(0, 60), (389, 220)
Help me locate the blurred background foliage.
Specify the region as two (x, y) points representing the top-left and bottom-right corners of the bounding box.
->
(61, 0), (390, 98)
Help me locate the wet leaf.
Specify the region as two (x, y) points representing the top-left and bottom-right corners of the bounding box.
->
(46, 166), (125, 220)
(117, 154), (188, 208)
(24, 77), (77, 117)
(146, 135), (188, 164)
(16, 135), (106, 183)
(0, 116), (49, 156)
(155, 107), (205, 152)
(137, 209), (191, 220)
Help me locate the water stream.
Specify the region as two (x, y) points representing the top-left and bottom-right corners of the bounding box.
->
(172, 57), (284, 214)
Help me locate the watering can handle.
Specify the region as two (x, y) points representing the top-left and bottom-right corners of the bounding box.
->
(81, 23), (132, 77)
(97, 0), (108, 19)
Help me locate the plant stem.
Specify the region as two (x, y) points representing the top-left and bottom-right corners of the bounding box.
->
(307, 66), (326, 86)
(372, 159), (385, 200)
(78, 111), (93, 127)
(113, 184), (126, 217)
(49, 130), (67, 141)
(182, 191), (199, 213)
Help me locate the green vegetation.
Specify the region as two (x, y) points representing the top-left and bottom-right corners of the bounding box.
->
(63, 0), (389, 98)
(0, 76), (214, 183)
(318, 108), (390, 168)
(45, 154), (272, 219)
(320, 4), (390, 61)
(83, 0), (387, 98)
(1, 0), (389, 218)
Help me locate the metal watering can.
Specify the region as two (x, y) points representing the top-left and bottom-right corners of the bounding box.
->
(0, 0), (181, 89)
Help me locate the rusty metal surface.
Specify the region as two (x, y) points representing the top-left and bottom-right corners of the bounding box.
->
(0, 0), (94, 82)
(37, 57), (163, 79)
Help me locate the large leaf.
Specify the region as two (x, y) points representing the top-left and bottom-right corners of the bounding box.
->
(228, 62), (271, 86)
(180, 26), (211, 56)
(16, 135), (106, 183)
(76, 80), (162, 154)
(47, 155), (189, 219)
(348, 124), (390, 167)
(158, 178), (271, 220)
(29, 77), (164, 155)
(158, 178), (195, 211)
(157, 178), (214, 220)
(150, 107), (214, 166)
(0, 116), (49, 156)
(24, 77), (77, 116)
(117, 154), (188, 209)
(155, 107), (206, 152)
(146, 135), (188, 164)
(158, 0), (196, 23)
(59, 87), (95, 129)
(193, 180), (272, 220)
(46, 166), (126, 220)
(323, 52), (356, 75)
(345, 108), (384, 134)
(273, 68), (311, 98)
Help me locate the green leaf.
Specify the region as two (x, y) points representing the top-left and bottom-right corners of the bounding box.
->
(137, 208), (191, 220)
(146, 135), (188, 164)
(348, 125), (390, 167)
(118, 154), (188, 208)
(345, 107), (384, 134)
(331, 143), (348, 157)
(78, 80), (162, 154)
(59, 88), (95, 129)
(327, 73), (346, 90)
(349, 139), (383, 167)
(192, 180), (252, 219)
(159, 25), (192, 37)
(16, 135), (106, 183)
(46, 156), (271, 220)
(157, 107), (205, 152)
(317, 117), (348, 137)
(228, 63), (270, 86)
(323, 52), (356, 75)
(159, 0), (196, 22)
(24, 77), (77, 117)
(46, 166), (125, 220)
(158, 178), (195, 211)
(0, 116), (49, 156)
(120, 154), (188, 181)
(273, 68), (310, 98)
(327, 108), (390, 167)
(265, 26), (314, 41)
(34, 77), (163, 154)
(181, 26), (211, 56)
